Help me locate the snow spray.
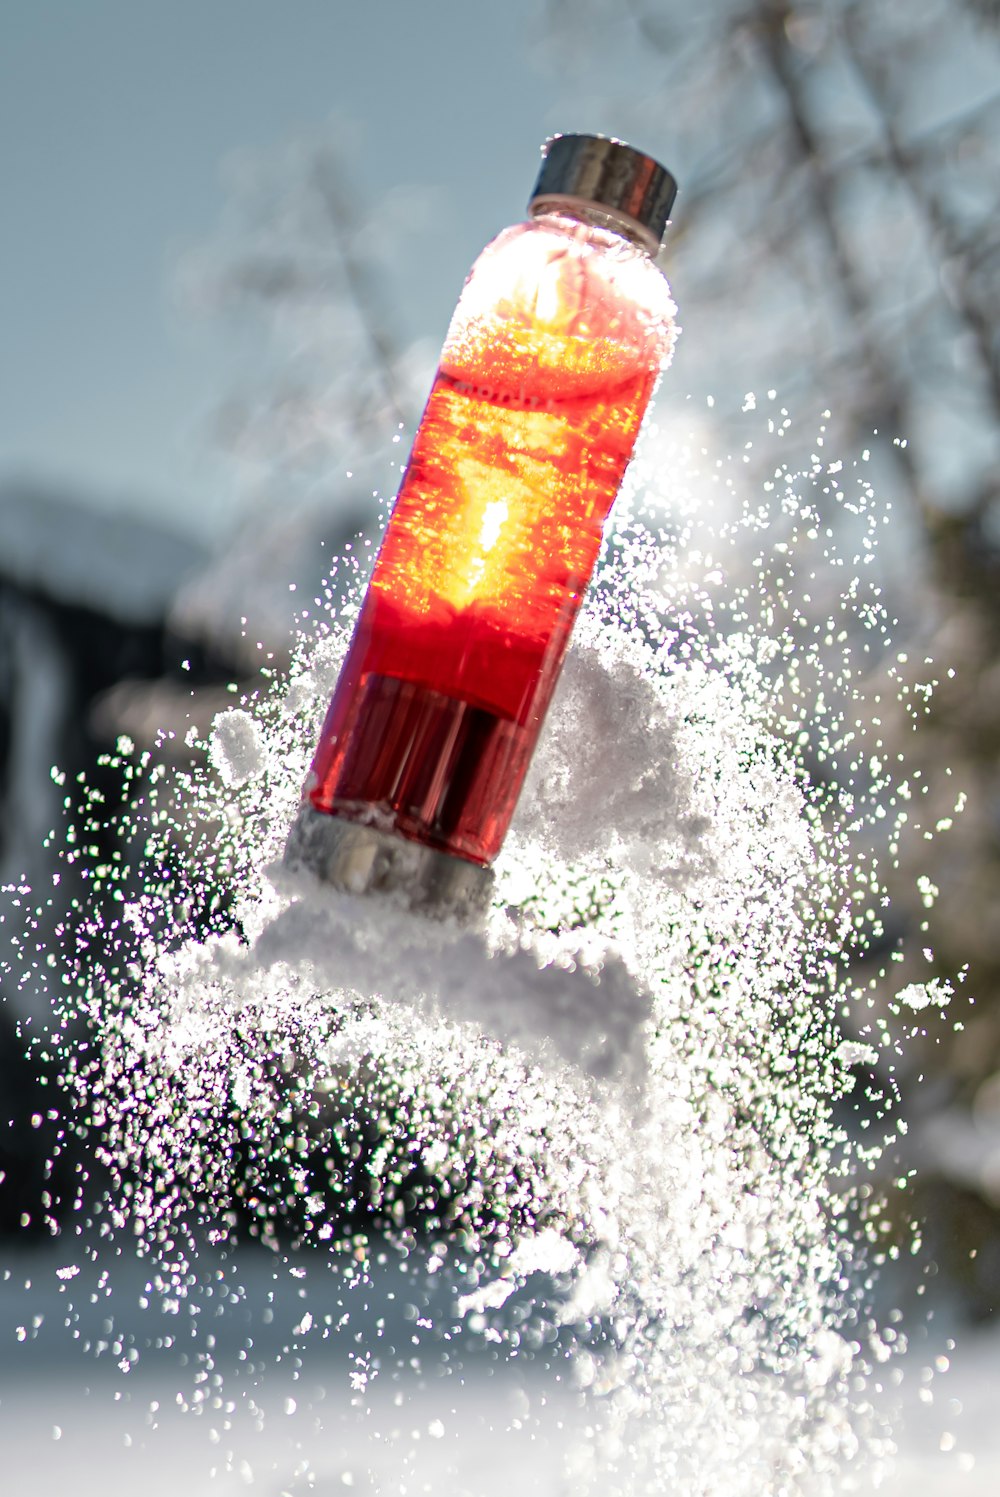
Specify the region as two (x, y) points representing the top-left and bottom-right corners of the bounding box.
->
(285, 134), (678, 911)
(1, 160), (972, 1497)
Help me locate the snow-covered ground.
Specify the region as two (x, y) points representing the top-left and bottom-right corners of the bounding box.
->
(868, 1329), (999, 1491)
(2, 1245), (998, 1496)
(859, 1325), (1000, 1497)
(0, 483), (206, 626)
(0, 1244), (585, 1497)
(0, 1348), (582, 1497)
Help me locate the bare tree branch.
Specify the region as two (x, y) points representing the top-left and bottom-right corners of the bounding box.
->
(310, 149), (413, 433)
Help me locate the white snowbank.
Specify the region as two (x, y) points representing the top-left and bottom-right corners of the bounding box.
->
(0, 483), (205, 624)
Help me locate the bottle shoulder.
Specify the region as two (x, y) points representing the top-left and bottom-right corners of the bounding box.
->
(471, 214), (673, 307)
(441, 214), (677, 396)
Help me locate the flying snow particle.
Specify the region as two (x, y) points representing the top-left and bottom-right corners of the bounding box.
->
(834, 1041), (879, 1069)
(209, 709), (265, 788)
(896, 979), (954, 1012)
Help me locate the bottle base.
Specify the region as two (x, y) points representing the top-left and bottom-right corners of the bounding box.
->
(283, 802), (496, 922)
(310, 670), (527, 866)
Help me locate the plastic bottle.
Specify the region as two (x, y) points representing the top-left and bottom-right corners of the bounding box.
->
(286, 134), (678, 912)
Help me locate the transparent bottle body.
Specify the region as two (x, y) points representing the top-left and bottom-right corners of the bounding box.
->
(306, 211), (676, 865)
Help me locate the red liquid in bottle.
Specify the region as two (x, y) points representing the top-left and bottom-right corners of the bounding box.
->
(307, 215), (675, 865)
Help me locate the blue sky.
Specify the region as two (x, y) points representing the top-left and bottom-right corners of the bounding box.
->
(1, 1), (595, 541)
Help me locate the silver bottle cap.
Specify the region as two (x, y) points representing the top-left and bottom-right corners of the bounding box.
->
(529, 134), (677, 253)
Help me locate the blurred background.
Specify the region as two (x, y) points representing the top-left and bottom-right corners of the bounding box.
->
(2, 0), (1000, 1489)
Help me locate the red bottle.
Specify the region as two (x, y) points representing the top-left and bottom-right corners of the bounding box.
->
(287, 135), (677, 912)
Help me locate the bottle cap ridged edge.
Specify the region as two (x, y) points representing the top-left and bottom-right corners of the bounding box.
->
(529, 134), (678, 249)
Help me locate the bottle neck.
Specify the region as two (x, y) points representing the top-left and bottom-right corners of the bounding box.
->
(529, 195), (659, 255)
